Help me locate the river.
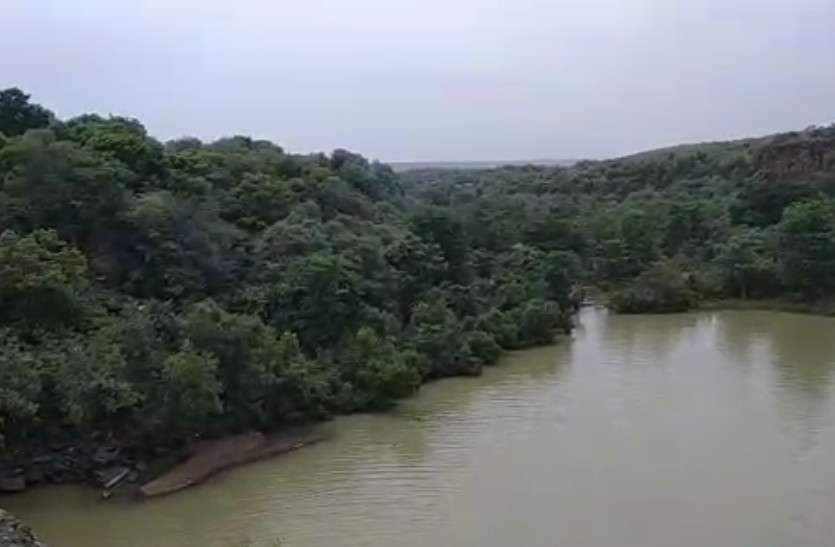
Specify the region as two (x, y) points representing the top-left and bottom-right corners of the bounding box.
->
(6, 308), (835, 547)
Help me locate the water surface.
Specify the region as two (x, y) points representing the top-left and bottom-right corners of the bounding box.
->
(7, 308), (835, 547)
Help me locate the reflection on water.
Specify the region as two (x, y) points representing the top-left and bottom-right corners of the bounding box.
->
(6, 308), (835, 547)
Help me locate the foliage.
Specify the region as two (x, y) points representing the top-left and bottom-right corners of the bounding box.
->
(0, 330), (42, 453)
(146, 349), (222, 444)
(0, 88), (52, 137)
(0, 229), (88, 329)
(513, 299), (566, 346)
(0, 88), (582, 458)
(610, 262), (696, 313)
(405, 296), (470, 377)
(715, 228), (777, 299)
(3, 87), (833, 461)
(339, 328), (421, 410)
(776, 199), (835, 297)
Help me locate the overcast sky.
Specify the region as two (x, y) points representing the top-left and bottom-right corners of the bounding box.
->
(2, 0), (834, 162)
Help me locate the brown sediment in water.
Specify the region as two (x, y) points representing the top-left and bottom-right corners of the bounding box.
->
(139, 430), (325, 497)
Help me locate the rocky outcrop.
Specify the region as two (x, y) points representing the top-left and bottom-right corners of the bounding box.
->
(0, 509), (46, 547)
(1, 439), (144, 494)
(754, 131), (835, 181)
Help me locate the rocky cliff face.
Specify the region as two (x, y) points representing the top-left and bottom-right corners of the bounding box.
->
(0, 509), (46, 547)
(754, 130), (835, 181)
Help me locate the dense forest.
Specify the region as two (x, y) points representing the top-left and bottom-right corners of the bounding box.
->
(0, 89), (574, 467)
(1, 87), (834, 476)
(402, 124), (835, 312)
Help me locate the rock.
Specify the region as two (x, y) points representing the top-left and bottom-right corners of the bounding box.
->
(92, 446), (121, 466)
(22, 468), (44, 486)
(0, 476), (26, 493)
(94, 466), (130, 489)
(0, 508), (47, 546)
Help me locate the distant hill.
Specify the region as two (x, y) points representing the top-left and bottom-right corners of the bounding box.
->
(390, 158), (577, 172)
(400, 123), (835, 208)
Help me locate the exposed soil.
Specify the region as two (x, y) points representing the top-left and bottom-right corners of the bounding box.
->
(139, 430), (325, 497)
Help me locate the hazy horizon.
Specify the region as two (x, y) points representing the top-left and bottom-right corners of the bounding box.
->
(3, 0), (834, 163)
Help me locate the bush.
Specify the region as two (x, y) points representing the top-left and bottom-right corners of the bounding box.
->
(476, 309), (520, 349)
(339, 328), (421, 410)
(514, 299), (563, 347)
(145, 349), (222, 444)
(463, 330), (502, 366)
(610, 262), (696, 313)
(404, 296), (469, 378)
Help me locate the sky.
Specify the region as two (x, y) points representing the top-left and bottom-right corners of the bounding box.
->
(2, 0), (834, 162)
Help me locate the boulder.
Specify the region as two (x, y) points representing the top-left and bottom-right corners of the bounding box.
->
(94, 466), (130, 489)
(92, 446), (121, 466)
(22, 469), (44, 486)
(0, 509), (46, 546)
(0, 476), (25, 494)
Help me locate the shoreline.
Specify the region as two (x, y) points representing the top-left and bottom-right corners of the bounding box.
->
(699, 298), (835, 317)
(139, 430), (325, 498)
(2, 303), (828, 499)
(0, 428), (326, 500)
(0, 335), (569, 499)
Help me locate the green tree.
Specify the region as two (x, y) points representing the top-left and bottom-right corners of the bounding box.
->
(182, 300), (285, 430)
(0, 88), (597, 464)
(385, 234), (447, 320)
(220, 173), (294, 230)
(119, 191), (242, 299)
(339, 328), (421, 410)
(62, 115), (165, 184)
(715, 228), (777, 299)
(512, 299), (564, 346)
(0, 130), (129, 246)
(259, 252), (364, 350)
(145, 349), (222, 444)
(0, 88), (52, 137)
(56, 331), (141, 431)
(405, 296), (471, 377)
(777, 199), (835, 297)
(0, 330), (42, 453)
(611, 261), (695, 313)
(0, 229), (88, 329)
(411, 206), (472, 285)
(261, 332), (334, 423)
(462, 330), (501, 365)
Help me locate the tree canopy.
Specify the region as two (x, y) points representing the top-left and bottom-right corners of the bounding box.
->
(0, 89), (575, 459)
(1, 88), (833, 463)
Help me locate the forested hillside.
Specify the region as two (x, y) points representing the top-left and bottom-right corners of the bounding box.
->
(2, 86), (834, 481)
(402, 124), (835, 312)
(0, 89), (574, 469)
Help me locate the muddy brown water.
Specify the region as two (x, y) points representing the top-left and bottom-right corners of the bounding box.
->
(7, 308), (835, 547)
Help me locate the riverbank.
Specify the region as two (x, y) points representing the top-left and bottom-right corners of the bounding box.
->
(12, 308), (835, 547)
(0, 324), (573, 498)
(0, 437), (145, 497)
(700, 298), (835, 316)
(0, 428), (325, 500)
(139, 430), (324, 497)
